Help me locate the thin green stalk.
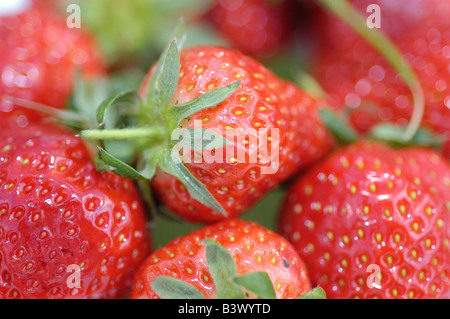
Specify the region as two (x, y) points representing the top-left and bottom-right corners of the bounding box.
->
(318, 0), (425, 141)
(80, 127), (165, 140)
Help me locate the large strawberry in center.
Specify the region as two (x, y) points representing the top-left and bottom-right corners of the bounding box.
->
(80, 30), (333, 223)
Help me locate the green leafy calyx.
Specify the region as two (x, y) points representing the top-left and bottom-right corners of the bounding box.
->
(151, 239), (325, 299)
(79, 22), (241, 216)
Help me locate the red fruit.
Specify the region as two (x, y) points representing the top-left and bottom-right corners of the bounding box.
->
(278, 141), (450, 299)
(0, 1), (106, 122)
(141, 45), (333, 223)
(311, 0), (450, 156)
(0, 122), (151, 299)
(207, 0), (294, 57)
(130, 219), (311, 299)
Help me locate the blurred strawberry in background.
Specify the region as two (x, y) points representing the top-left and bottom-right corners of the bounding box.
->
(308, 0), (450, 156)
(206, 0), (295, 58)
(0, 0), (106, 124)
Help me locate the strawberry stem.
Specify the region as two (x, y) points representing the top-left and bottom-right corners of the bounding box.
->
(80, 127), (165, 140)
(318, 0), (425, 142)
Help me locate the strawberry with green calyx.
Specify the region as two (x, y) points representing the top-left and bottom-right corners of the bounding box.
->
(79, 23), (333, 223)
(80, 36), (239, 218)
(130, 219), (323, 299)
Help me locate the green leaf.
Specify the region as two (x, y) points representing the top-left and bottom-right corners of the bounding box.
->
(298, 287), (327, 299)
(159, 147), (228, 216)
(147, 38), (180, 109)
(96, 147), (154, 180)
(233, 272), (276, 299)
(151, 276), (205, 299)
(170, 128), (229, 151)
(94, 153), (111, 172)
(203, 239), (246, 299)
(96, 90), (141, 127)
(319, 108), (359, 145)
(167, 80), (241, 126)
(158, 39), (181, 107)
(171, 17), (187, 51)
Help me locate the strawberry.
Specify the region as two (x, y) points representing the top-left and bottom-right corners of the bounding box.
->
(0, 122), (151, 299)
(310, 0), (450, 156)
(146, 45), (333, 223)
(207, 0), (294, 57)
(0, 1), (106, 122)
(278, 140), (450, 299)
(79, 31), (333, 224)
(130, 219), (315, 299)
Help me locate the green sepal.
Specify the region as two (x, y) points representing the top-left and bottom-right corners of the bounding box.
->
(145, 18), (186, 107)
(167, 80), (241, 126)
(69, 72), (110, 127)
(151, 276), (206, 299)
(150, 239), (285, 300)
(295, 71), (326, 99)
(319, 108), (360, 145)
(159, 147), (228, 216)
(298, 287), (327, 299)
(170, 128), (230, 151)
(233, 272), (277, 299)
(93, 152), (111, 173)
(148, 39), (181, 109)
(203, 239), (246, 299)
(95, 147), (154, 180)
(96, 89), (142, 128)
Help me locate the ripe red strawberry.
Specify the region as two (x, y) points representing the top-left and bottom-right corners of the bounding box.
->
(311, 0), (450, 156)
(0, 1), (106, 122)
(130, 219), (313, 299)
(207, 0), (294, 57)
(278, 140), (450, 299)
(141, 45), (333, 223)
(0, 122), (151, 299)
(79, 33), (333, 224)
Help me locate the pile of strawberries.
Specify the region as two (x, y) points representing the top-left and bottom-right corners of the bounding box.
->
(0, 0), (448, 299)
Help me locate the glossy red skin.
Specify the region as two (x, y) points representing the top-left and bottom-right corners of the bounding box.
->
(278, 141), (450, 299)
(311, 0), (450, 156)
(130, 219), (311, 299)
(0, 2), (106, 122)
(0, 123), (151, 299)
(207, 0), (294, 57)
(141, 46), (333, 223)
